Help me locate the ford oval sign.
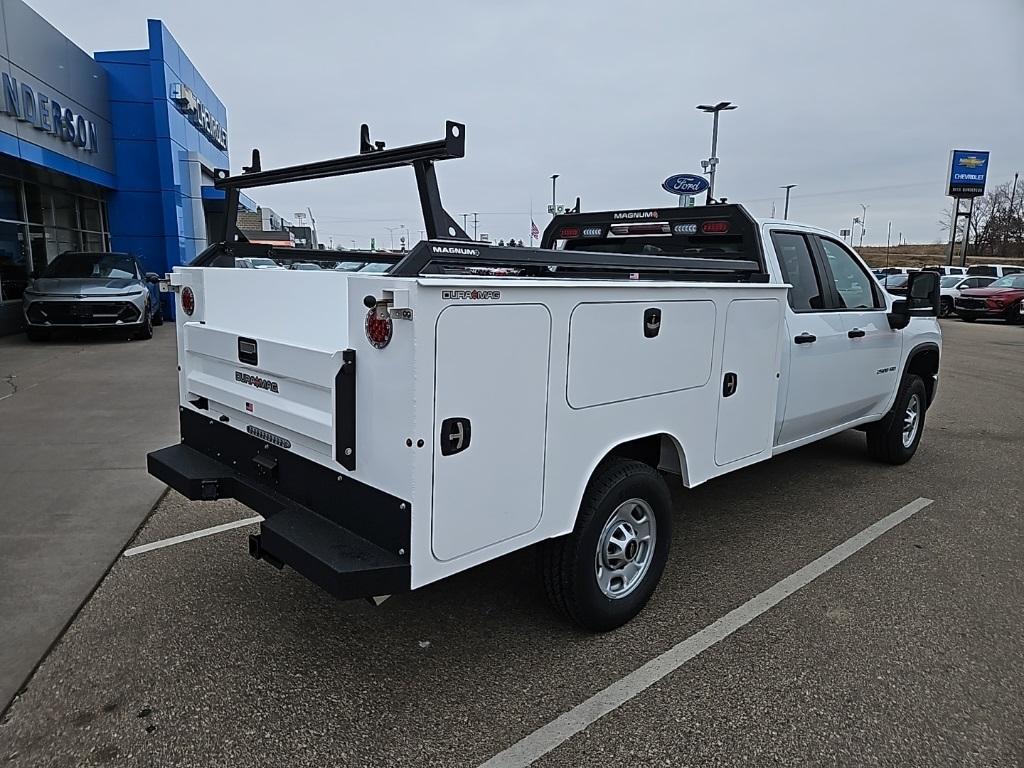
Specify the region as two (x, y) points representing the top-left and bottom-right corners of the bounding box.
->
(662, 174), (710, 196)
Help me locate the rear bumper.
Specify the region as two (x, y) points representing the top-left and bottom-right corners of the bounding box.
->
(147, 409), (411, 600)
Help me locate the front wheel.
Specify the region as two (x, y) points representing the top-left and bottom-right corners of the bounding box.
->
(939, 297), (954, 318)
(134, 302), (154, 340)
(541, 458), (672, 631)
(865, 374), (927, 465)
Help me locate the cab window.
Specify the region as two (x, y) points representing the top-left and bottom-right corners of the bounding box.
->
(771, 232), (825, 311)
(818, 238), (881, 309)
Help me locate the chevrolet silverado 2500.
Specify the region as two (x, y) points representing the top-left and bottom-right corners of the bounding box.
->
(147, 122), (941, 630)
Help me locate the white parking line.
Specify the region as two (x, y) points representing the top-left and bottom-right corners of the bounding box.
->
(478, 496), (934, 768)
(123, 516), (264, 557)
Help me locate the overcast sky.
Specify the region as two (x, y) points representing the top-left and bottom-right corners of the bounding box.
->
(29, 0), (1024, 248)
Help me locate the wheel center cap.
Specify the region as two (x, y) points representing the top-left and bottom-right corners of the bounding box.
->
(624, 539), (639, 562)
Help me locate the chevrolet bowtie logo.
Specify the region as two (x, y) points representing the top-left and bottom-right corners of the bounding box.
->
(958, 156), (986, 169)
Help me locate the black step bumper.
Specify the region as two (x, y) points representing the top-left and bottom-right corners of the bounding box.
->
(147, 410), (410, 600)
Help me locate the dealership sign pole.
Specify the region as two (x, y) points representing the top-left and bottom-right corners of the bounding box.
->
(945, 150), (989, 266)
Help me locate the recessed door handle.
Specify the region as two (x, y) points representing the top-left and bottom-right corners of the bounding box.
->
(794, 333), (817, 344)
(848, 328), (866, 338)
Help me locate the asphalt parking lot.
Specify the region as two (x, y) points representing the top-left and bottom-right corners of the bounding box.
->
(1, 319), (1022, 767)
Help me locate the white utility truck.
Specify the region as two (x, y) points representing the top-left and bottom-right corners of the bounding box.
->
(148, 122), (942, 630)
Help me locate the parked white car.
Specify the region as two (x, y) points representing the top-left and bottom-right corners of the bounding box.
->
(966, 263), (1024, 278)
(938, 274), (996, 316)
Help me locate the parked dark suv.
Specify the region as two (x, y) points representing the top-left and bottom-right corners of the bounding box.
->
(21, 252), (163, 341)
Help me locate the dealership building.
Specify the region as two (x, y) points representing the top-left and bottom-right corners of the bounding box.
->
(0, 0), (240, 334)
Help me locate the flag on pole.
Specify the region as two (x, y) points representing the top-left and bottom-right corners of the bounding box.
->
(530, 220), (540, 241)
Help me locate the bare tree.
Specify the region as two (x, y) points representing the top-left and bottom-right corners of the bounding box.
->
(939, 180), (1024, 258)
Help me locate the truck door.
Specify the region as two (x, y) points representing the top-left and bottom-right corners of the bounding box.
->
(813, 236), (903, 420)
(431, 303), (551, 561)
(771, 231), (857, 445)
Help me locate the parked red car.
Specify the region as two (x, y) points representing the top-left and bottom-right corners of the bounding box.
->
(953, 273), (1024, 322)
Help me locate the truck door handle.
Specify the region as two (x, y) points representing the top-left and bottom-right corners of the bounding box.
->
(847, 328), (866, 338)
(794, 333), (817, 344)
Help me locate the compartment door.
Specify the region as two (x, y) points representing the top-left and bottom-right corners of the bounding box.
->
(715, 299), (783, 466)
(431, 304), (551, 561)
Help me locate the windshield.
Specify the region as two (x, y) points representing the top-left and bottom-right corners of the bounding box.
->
(43, 252), (137, 279)
(940, 275), (961, 288)
(989, 275), (1024, 289)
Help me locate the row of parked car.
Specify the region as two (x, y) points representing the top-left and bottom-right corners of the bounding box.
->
(874, 263), (1024, 323)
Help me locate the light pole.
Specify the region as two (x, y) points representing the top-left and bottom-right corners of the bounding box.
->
(859, 203), (868, 247)
(780, 184), (797, 220)
(886, 221), (892, 266)
(550, 174), (559, 216)
(385, 226), (401, 249)
(851, 217), (861, 246)
(697, 101), (737, 204)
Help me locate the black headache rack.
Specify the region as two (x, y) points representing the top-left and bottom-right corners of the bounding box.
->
(193, 119), (767, 282)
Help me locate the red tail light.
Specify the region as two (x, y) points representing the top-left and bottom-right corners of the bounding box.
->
(365, 308), (393, 349)
(181, 286), (195, 316)
(559, 227), (581, 238)
(701, 220), (729, 234)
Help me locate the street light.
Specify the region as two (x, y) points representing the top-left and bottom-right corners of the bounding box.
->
(697, 101), (737, 205)
(385, 226), (401, 249)
(780, 184), (797, 220)
(550, 174), (559, 217)
(859, 203), (869, 247)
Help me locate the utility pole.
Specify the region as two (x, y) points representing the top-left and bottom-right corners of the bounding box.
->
(886, 221), (892, 267)
(780, 184), (796, 220)
(462, 213), (469, 231)
(1004, 171), (1019, 257)
(859, 204), (868, 247)
(550, 174), (559, 217)
(697, 102), (737, 205)
(472, 213), (479, 240)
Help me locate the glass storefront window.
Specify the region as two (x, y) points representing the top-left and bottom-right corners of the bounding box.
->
(80, 197), (102, 232)
(0, 220), (28, 301)
(0, 176), (109, 303)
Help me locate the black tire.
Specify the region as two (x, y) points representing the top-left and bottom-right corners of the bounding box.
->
(152, 300), (164, 326)
(541, 458), (672, 631)
(865, 374), (927, 465)
(26, 326), (49, 342)
(939, 297), (953, 318)
(134, 302), (154, 340)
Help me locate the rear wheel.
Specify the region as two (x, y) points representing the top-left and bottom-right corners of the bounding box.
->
(866, 374), (927, 465)
(541, 458), (672, 631)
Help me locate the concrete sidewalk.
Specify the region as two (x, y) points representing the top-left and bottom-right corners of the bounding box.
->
(0, 326), (179, 712)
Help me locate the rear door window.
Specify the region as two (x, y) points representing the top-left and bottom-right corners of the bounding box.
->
(771, 232), (825, 311)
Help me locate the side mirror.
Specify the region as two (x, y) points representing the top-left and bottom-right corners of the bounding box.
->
(887, 299), (910, 330)
(145, 272), (161, 284)
(888, 272), (939, 329)
(907, 270), (940, 315)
